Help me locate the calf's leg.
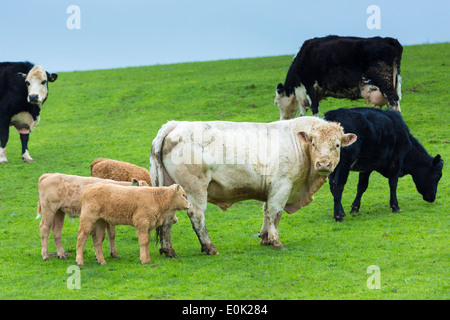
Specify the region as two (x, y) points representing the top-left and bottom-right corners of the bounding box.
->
(39, 204), (56, 261)
(76, 217), (96, 266)
(329, 165), (351, 222)
(388, 176), (402, 212)
(52, 210), (66, 259)
(106, 224), (118, 258)
(136, 226), (151, 264)
(93, 220), (107, 265)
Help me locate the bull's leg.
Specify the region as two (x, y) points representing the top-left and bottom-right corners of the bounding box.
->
(20, 132), (34, 163)
(136, 226), (151, 264)
(52, 210), (66, 259)
(260, 181), (291, 249)
(388, 175), (402, 212)
(158, 211), (178, 258)
(93, 220), (107, 265)
(188, 201), (218, 255)
(350, 171), (372, 213)
(106, 223), (118, 258)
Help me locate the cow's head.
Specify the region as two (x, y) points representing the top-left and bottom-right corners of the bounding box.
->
(298, 122), (357, 176)
(410, 154), (443, 202)
(275, 83), (299, 120)
(18, 65), (58, 105)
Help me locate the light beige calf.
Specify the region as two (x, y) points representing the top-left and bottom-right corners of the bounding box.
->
(37, 173), (149, 261)
(76, 184), (189, 265)
(90, 158), (152, 186)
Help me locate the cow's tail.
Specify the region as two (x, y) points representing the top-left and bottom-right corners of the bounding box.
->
(395, 61), (402, 101)
(149, 120), (178, 188)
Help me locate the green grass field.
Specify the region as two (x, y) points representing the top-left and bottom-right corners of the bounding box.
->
(0, 43), (448, 300)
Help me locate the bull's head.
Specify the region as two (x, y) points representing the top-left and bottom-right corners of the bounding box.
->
(298, 122), (357, 176)
(18, 65), (58, 105)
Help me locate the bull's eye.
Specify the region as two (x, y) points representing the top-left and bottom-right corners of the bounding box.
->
(336, 143), (340, 149)
(25, 80), (30, 86)
(41, 80), (47, 85)
(312, 142), (315, 148)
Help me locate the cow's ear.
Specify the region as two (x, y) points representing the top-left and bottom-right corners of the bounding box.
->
(341, 133), (357, 147)
(276, 83), (285, 95)
(432, 154), (441, 166)
(47, 72), (58, 82)
(297, 131), (311, 143)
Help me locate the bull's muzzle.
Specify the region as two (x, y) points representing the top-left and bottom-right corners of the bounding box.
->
(316, 159), (332, 174)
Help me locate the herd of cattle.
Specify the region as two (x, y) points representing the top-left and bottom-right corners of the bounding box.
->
(0, 36), (443, 265)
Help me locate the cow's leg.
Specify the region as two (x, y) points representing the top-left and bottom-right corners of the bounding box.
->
(350, 171), (372, 213)
(309, 92), (320, 117)
(106, 223), (119, 258)
(52, 209), (66, 259)
(388, 175), (402, 212)
(157, 211), (178, 258)
(92, 220), (107, 265)
(136, 225), (151, 264)
(329, 166), (351, 222)
(0, 121), (9, 164)
(20, 132), (34, 163)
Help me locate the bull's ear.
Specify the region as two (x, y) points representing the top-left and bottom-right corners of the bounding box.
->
(341, 133), (357, 147)
(297, 131), (311, 143)
(47, 72), (58, 82)
(276, 83), (285, 95)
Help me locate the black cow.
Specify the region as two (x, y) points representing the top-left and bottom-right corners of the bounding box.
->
(323, 107), (443, 222)
(275, 36), (403, 119)
(0, 62), (57, 163)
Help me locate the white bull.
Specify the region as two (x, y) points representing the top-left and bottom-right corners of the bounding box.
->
(150, 116), (356, 256)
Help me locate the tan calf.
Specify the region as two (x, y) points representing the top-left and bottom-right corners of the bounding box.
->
(90, 158), (152, 186)
(76, 184), (189, 265)
(37, 173), (149, 261)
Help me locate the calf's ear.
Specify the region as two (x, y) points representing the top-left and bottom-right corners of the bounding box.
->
(131, 178), (138, 186)
(173, 184), (180, 193)
(341, 133), (357, 147)
(297, 131), (311, 143)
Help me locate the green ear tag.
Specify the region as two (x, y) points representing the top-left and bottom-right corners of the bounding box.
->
(132, 182), (136, 186)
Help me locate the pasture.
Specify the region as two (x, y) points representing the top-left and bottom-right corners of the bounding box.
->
(0, 43), (448, 300)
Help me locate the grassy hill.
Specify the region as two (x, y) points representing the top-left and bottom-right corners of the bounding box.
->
(0, 43), (448, 300)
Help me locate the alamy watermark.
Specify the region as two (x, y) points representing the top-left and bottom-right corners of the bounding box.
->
(67, 265), (81, 289)
(366, 265), (381, 290)
(366, 5), (381, 30)
(66, 5), (81, 30)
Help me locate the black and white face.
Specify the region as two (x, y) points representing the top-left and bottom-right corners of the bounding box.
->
(20, 65), (58, 105)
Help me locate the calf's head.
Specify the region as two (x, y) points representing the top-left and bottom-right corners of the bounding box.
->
(171, 184), (190, 210)
(298, 122), (357, 176)
(411, 155), (443, 202)
(131, 178), (150, 187)
(19, 65), (58, 105)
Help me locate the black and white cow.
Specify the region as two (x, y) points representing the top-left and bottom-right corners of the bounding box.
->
(275, 36), (403, 119)
(0, 62), (57, 163)
(323, 107), (443, 222)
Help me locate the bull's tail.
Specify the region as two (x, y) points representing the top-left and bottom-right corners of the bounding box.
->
(149, 121), (178, 187)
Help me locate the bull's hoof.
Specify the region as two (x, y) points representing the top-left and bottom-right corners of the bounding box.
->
(159, 247), (178, 258)
(272, 244), (286, 250)
(23, 158), (34, 163)
(201, 244), (219, 255)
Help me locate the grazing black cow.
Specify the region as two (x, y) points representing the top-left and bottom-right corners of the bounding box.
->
(0, 62), (57, 163)
(323, 107), (443, 222)
(275, 36), (403, 119)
